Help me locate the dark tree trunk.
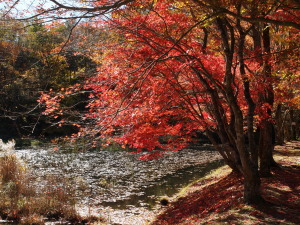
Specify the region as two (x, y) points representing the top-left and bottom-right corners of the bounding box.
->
(284, 108), (293, 141)
(237, 22), (258, 169)
(244, 165), (262, 204)
(275, 104), (285, 145)
(258, 23), (277, 176)
(206, 130), (241, 173)
(214, 16), (262, 204)
(259, 122), (275, 176)
(290, 110), (297, 140)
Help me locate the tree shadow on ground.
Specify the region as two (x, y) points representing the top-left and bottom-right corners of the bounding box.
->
(258, 166), (300, 224)
(274, 149), (300, 157)
(151, 172), (244, 225)
(151, 142), (300, 225)
(274, 141), (300, 157)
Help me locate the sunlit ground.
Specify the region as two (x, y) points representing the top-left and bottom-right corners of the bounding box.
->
(151, 140), (300, 225)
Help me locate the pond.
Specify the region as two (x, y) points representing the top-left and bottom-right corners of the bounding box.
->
(14, 143), (223, 225)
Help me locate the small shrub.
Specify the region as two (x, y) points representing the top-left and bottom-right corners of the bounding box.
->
(0, 140), (104, 224)
(19, 214), (44, 225)
(0, 154), (25, 184)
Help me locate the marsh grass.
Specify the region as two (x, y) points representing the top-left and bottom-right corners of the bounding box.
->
(0, 151), (104, 224)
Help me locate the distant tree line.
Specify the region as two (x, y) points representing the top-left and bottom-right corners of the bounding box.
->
(0, 18), (98, 139)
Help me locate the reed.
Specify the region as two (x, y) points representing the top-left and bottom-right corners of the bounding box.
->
(0, 139), (104, 224)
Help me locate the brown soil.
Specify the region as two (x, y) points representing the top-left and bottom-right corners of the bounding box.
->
(151, 141), (300, 225)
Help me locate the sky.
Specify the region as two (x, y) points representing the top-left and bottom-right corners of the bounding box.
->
(0, 0), (53, 19)
(0, 1), (86, 19)
(0, 0), (100, 21)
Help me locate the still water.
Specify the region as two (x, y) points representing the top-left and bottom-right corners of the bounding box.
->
(14, 143), (223, 224)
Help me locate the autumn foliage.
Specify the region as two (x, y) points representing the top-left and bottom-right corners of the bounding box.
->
(32, 0), (300, 203)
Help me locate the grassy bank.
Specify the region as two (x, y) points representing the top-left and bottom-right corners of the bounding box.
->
(0, 145), (104, 224)
(151, 141), (300, 225)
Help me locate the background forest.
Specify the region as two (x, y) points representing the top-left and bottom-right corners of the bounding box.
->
(0, 19), (99, 139)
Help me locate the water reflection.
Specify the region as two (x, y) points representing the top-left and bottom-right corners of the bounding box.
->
(100, 160), (224, 210)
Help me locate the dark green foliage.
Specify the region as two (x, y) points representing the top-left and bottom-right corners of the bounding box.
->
(15, 50), (42, 71)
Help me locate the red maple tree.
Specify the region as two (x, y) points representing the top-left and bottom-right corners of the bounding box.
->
(35, 0), (300, 203)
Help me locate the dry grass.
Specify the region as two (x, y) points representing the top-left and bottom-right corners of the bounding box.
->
(151, 140), (300, 225)
(0, 153), (105, 224)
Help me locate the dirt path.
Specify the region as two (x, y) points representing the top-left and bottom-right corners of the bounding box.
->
(151, 141), (300, 225)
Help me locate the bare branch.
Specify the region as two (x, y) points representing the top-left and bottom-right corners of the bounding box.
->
(49, 0), (134, 12)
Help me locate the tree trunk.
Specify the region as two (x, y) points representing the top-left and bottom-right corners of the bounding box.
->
(285, 109), (292, 141)
(206, 130), (241, 173)
(234, 105), (262, 203)
(259, 121), (277, 176)
(244, 165), (262, 204)
(259, 23), (277, 176)
(215, 16), (263, 204)
(290, 109), (297, 140)
(275, 104), (285, 145)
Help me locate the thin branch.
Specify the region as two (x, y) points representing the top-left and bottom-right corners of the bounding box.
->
(49, 0), (134, 12)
